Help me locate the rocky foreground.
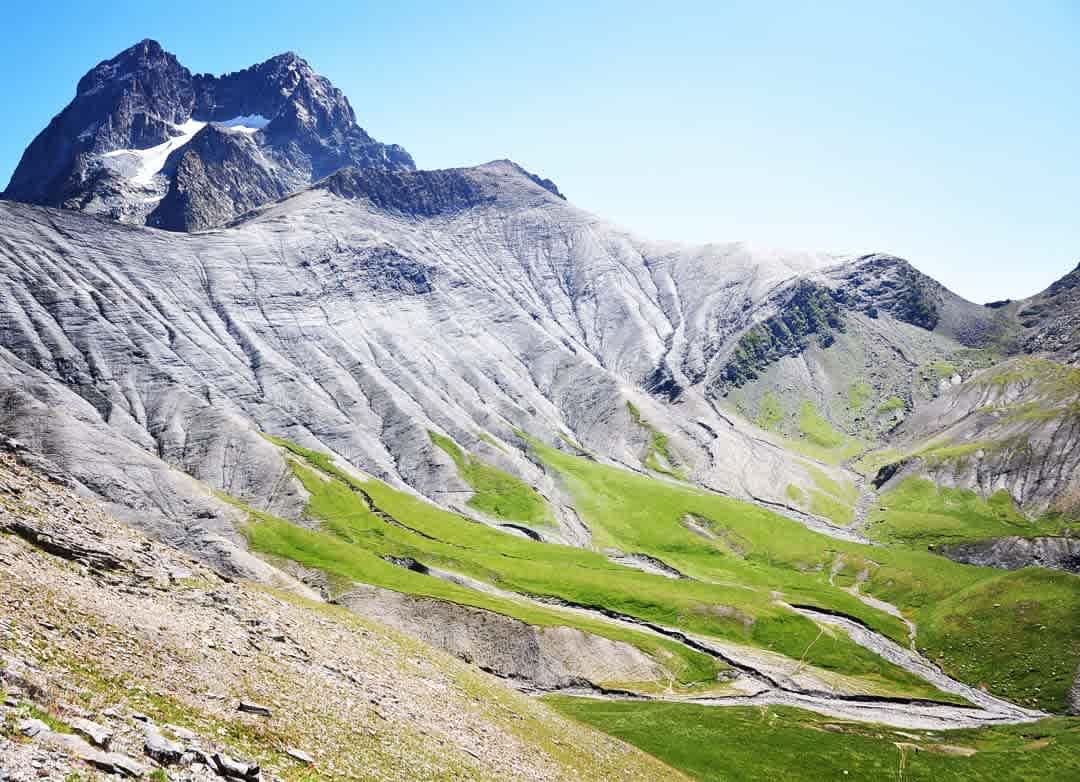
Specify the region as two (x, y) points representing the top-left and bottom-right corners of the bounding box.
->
(0, 446), (681, 781)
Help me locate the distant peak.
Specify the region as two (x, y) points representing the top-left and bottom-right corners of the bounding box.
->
(485, 160), (565, 200)
(130, 38), (166, 53)
(76, 38), (186, 96)
(104, 38), (174, 65)
(259, 51), (313, 73)
(266, 50), (303, 64)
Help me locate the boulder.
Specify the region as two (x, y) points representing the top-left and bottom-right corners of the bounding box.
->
(70, 716), (113, 748)
(213, 753), (260, 780)
(17, 718), (49, 737)
(286, 747), (314, 764)
(144, 725), (184, 765)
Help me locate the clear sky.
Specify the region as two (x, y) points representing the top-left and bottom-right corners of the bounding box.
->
(3, 0), (1077, 302)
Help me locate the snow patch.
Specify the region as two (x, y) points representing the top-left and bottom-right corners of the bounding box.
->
(101, 119), (206, 186)
(215, 115), (270, 134)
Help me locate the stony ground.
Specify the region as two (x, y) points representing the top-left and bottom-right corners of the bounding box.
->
(0, 451), (684, 782)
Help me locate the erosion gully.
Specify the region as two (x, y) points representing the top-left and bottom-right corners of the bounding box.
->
(418, 562), (1043, 731)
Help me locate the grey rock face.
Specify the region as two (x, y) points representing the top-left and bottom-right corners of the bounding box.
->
(0, 147), (1076, 562)
(149, 124), (294, 232)
(0, 164), (856, 555)
(881, 356), (1080, 515)
(1016, 261), (1080, 365)
(933, 536), (1080, 574)
(336, 583), (663, 688)
(2, 40), (413, 231)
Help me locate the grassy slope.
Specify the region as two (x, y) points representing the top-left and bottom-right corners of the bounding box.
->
(804, 465), (858, 526)
(428, 430), (552, 526)
(533, 440), (1080, 713)
(251, 434), (1079, 711)
(919, 568), (1080, 710)
(546, 699), (1080, 782)
(238, 493), (721, 688)
(249, 437), (952, 702)
(749, 394), (864, 465)
(869, 477), (1076, 546)
(626, 402), (686, 479)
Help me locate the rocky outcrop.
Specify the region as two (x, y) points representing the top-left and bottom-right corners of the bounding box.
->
(882, 357), (1080, 515)
(2, 40), (413, 231)
(933, 536), (1080, 574)
(313, 165), (497, 216)
(335, 584), (665, 689)
(1016, 261), (1080, 365)
(821, 254), (1007, 346)
(712, 253), (1008, 396)
(717, 280), (844, 390)
(149, 124), (294, 231)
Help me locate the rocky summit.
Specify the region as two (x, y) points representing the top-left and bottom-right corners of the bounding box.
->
(2, 39), (413, 231)
(1, 40), (1079, 782)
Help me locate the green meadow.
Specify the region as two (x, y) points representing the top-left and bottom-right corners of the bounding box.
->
(240, 434), (1080, 712)
(545, 699), (1080, 782)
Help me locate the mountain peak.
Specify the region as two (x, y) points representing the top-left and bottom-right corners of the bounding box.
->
(75, 38), (186, 96)
(4, 41), (414, 231)
(263, 50), (306, 67)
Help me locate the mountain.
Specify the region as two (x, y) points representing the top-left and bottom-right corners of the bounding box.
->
(2, 41), (1079, 781)
(2, 39), (413, 231)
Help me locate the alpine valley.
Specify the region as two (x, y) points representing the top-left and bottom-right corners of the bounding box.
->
(1, 40), (1078, 782)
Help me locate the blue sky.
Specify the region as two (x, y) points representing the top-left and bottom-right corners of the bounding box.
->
(3, 0), (1077, 302)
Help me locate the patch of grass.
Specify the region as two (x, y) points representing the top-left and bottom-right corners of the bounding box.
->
(428, 431), (551, 526)
(920, 569), (1080, 711)
(851, 446), (903, 477)
(801, 466), (858, 526)
(476, 431), (508, 453)
(867, 477), (1080, 707)
(809, 491), (854, 526)
(916, 440), (999, 467)
(785, 484), (804, 504)
(626, 402), (686, 480)
(528, 441), (981, 702)
(18, 702), (72, 734)
(789, 401), (864, 464)
(240, 449), (725, 689)
(546, 698), (1080, 782)
(931, 360), (957, 379)
(798, 401), (846, 449)
(757, 392), (783, 431)
(877, 396), (905, 415)
(867, 477), (1068, 546)
(244, 499), (721, 687)
(535, 441), (1080, 711)
(847, 381), (872, 413)
(807, 466), (858, 505)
